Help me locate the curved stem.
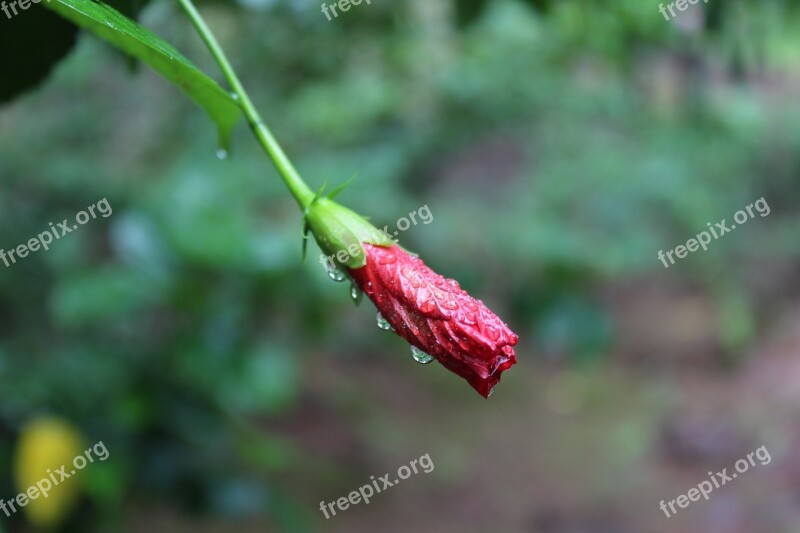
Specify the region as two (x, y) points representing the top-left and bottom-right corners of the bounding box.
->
(177, 0), (314, 210)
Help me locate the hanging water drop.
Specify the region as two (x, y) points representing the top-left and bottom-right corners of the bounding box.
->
(376, 313), (393, 331)
(410, 345), (434, 364)
(350, 283), (363, 306)
(230, 92), (240, 102)
(216, 148), (229, 160)
(487, 387), (495, 398)
(327, 268), (346, 282)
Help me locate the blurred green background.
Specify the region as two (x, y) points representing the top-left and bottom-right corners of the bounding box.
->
(2, 0), (800, 531)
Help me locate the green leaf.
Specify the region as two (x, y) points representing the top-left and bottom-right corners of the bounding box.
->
(0, 0), (148, 104)
(0, 8), (78, 103)
(43, 0), (243, 149)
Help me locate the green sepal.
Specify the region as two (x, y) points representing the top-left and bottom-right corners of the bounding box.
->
(327, 175), (356, 200)
(304, 197), (394, 269)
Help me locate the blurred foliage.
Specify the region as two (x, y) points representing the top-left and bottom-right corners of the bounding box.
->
(1, 0), (800, 529)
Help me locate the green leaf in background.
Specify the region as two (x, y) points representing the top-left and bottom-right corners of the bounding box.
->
(42, 0), (243, 150)
(0, 0), (147, 104)
(455, 0), (491, 27)
(0, 8), (78, 103)
(50, 267), (164, 327)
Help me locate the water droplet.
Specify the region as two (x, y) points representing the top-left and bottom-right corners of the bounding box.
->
(378, 253), (397, 265)
(434, 290), (445, 300)
(442, 299), (458, 311)
(230, 92), (240, 102)
(433, 278), (446, 288)
(420, 300), (436, 314)
(376, 313), (393, 331)
(461, 311), (477, 324)
(486, 325), (500, 341)
(502, 345), (515, 356)
(487, 387), (495, 398)
(410, 346), (434, 364)
(350, 283), (362, 306)
(328, 268), (346, 282)
(465, 301), (479, 312)
(447, 279), (461, 290)
(216, 148), (229, 160)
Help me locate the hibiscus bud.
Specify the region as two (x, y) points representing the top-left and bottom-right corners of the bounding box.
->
(305, 197), (518, 397)
(305, 197), (395, 269)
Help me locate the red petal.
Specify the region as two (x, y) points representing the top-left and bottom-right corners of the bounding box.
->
(349, 244), (518, 397)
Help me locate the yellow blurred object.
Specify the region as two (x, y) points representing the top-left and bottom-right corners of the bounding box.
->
(13, 417), (84, 528)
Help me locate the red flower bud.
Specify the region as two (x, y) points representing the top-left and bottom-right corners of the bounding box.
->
(348, 243), (518, 398)
(304, 196), (518, 397)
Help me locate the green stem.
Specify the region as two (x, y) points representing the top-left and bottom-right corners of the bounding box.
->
(177, 0), (314, 210)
